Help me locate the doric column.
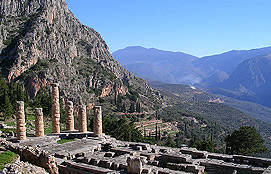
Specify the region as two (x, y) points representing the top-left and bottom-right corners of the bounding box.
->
(93, 106), (102, 135)
(51, 83), (60, 133)
(35, 108), (44, 137)
(65, 101), (74, 131)
(16, 101), (26, 140)
(78, 105), (87, 132)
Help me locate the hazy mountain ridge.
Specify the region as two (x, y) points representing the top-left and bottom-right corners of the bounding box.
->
(214, 54), (271, 107)
(193, 46), (271, 75)
(112, 46), (205, 84)
(113, 46), (271, 107)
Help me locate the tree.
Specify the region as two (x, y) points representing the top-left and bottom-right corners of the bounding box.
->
(225, 126), (267, 156)
(129, 102), (135, 113)
(116, 95), (122, 111)
(136, 102), (140, 113)
(122, 103), (126, 112)
(102, 117), (144, 142)
(1, 88), (13, 120)
(193, 140), (214, 152)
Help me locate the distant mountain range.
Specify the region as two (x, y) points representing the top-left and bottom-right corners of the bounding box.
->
(112, 46), (204, 84)
(113, 46), (271, 107)
(211, 54), (271, 107)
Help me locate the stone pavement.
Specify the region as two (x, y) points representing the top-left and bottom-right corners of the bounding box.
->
(15, 132), (271, 174)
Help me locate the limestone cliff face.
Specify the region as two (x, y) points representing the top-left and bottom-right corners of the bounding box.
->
(0, 0), (161, 109)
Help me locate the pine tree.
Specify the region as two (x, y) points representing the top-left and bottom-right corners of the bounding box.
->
(225, 126), (267, 155)
(144, 127), (146, 138)
(17, 84), (24, 101)
(122, 103), (126, 112)
(136, 102), (140, 113)
(158, 127), (161, 140)
(129, 102), (135, 113)
(155, 123), (158, 141)
(116, 95), (122, 111)
(2, 88), (13, 120)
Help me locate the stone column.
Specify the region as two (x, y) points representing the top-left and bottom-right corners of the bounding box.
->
(65, 101), (74, 131)
(93, 106), (102, 135)
(35, 108), (44, 137)
(16, 101), (26, 140)
(78, 105), (87, 132)
(51, 83), (60, 133)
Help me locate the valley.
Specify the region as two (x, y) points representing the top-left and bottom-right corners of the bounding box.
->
(0, 0), (271, 173)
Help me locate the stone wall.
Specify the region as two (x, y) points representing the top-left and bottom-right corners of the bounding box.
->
(0, 138), (59, 174)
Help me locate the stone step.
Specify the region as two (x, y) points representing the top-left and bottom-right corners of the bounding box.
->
(61, 161), (117, 174)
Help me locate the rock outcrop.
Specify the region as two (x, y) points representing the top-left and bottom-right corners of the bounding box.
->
(0, 0), (161, 110)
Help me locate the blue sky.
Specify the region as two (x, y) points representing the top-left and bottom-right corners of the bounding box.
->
(65, 0), (271, 57)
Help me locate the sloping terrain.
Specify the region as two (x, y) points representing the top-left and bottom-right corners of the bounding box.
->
(213, 54), (271, 107)
(150, 83), (271, 157)
(0, 0), (161, 111)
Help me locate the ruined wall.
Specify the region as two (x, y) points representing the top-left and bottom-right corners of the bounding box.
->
(0, 138), (59, 174)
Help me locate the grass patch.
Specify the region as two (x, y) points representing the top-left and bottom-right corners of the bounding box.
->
(0, 128), (16, 134)
(57, 139), (74, 144)
(44, 123), (52, 135)
(0, 150), (18, 170)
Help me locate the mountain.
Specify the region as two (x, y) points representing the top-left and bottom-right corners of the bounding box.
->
(193, 46), (271, 75)
(112, 46), (205, 84)
(113, 46), (271, 86)
(212, 54), (271, 107)
(0, 0), (161, 110)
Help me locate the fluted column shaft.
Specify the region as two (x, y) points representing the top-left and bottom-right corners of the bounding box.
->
(93, 106), (102, 135)
(78, 105), (87, 132)
(66, 101), (74, 131)
(35, 108), (44, 137)
(51, 83), (60, 133)
(16, 101), (26, 140)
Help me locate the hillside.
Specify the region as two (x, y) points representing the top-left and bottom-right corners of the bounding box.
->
(150, 83), (271, 157)
(0, 0), (161, 112)
(213, 54), (271, 107)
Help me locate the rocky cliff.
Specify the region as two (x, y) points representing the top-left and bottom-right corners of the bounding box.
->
(216, 54), (271, 107)
(0, 0), (161, 110)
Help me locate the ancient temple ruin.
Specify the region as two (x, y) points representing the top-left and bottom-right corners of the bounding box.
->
(9, 84), (271, 174)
